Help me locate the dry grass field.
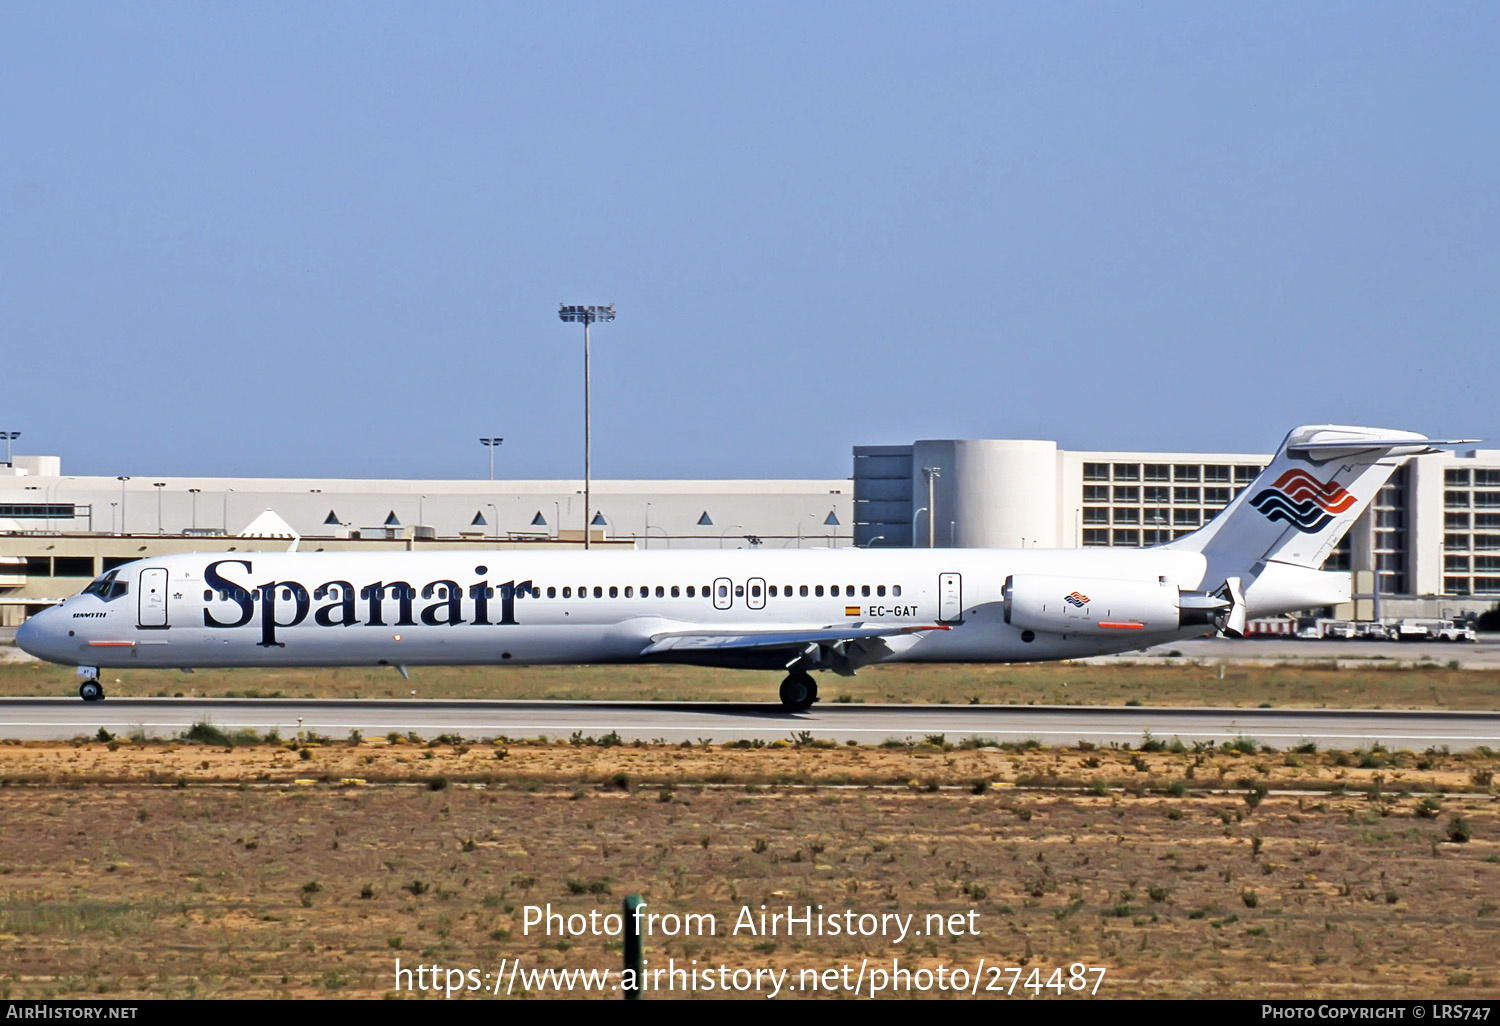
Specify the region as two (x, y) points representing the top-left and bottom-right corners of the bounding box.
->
(3, 657), (1500, 709)
(0, 736), (1495, 999)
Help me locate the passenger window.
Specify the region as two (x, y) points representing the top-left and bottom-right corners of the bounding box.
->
(800, 585), (808, 597)
(609, 586), (619, 598)
(815, 585), (824, 597)
(655, 586), (664, 598)
(769, 585), (777, 597)
(735, 585), (744, 597)
(717, 584), (728, 598)
(593, 586), (603, 598)
(686, 586), (695, 598)
(625, 586), (634, 598)
(641, 586), (649, 599)
(671, 586), (680, 598)
(862, 585), (870, 597)
(893, 585), (902, 597)
(562, 587), (572, 598)
(831, 585), (840, 597)
(532, 587), (541, 598)
(877, 585), (885, 597)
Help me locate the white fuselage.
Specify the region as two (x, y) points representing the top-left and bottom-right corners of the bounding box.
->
(20, 546), (1216, 671)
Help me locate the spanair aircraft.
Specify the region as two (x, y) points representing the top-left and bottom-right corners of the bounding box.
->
(16, 426), (1471, 710)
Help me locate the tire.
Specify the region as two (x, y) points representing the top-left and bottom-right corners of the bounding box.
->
(779, 673), (817, 712)
(79, 680), (105, 703)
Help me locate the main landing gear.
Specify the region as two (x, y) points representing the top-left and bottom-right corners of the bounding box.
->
(779, 671), (818, 713)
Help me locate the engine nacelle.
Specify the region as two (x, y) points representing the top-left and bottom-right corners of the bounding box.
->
(1003, 574), (1193, 636)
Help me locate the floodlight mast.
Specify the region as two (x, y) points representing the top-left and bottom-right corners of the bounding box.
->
(558, 304), (615, 550)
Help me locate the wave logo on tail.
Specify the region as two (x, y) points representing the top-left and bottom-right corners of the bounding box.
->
(1249, 469), (1356, 532)
(1063, 591), (1090, 607)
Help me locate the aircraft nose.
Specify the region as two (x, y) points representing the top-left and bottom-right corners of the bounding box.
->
(16, 606), (76, 665)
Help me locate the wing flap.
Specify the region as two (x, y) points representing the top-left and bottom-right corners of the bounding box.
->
(641, 623), (948, 657)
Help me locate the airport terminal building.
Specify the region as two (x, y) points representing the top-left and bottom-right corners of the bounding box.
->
(3, 435), (1497, 624)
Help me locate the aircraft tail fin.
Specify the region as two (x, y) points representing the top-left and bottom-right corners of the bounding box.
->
(1163, 425), (1473, 622)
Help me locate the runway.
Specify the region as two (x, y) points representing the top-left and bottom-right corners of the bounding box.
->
(2, 698), (1496, 750)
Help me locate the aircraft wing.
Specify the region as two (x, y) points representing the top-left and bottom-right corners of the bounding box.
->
(640, 622), (949, 657)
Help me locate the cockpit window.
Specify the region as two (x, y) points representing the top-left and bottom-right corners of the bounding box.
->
(81, 569), (129, 602)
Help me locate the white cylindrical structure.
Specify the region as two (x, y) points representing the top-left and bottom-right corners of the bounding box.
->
(911, 439), (1058, 548)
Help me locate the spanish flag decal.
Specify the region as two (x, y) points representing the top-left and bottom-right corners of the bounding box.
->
(844, 606), (861, 616)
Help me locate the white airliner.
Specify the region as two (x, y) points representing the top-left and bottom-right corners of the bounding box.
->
(16, 426), (1469, 709)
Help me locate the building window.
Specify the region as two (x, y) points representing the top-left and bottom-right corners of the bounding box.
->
(1144, 486), (1170, 504)
(1446, 469), (1472, 485)
(1446, 512), (1471, 529)
(1445, 533), (1471, 550)
(1173, 465), (1200, 482)
(1112, 464), (1139, 481)
(1083, 508), (1109, 525)
(1144, 464), (1170, 482)
(1112, 508), (1139, 524)
(1475, 492), (1500, 508)
(1113, 529), (1140, 546)
(1204, 465), (1231, 483)
(1083, 486), (1110, 503)
(1444, 491), (1469, 509)
(1173, 487), (1200, 504)
(1446, 555), (1471, 572)
(1474, 577), (1500, 594)
(1476, 535), (1500, 550)
(1173, 509), (1200, 527)
(1476, 469), (1500, 487)
(1235, 466), (1260, 483)
(1476, 556), (1500, 572)
(1477, 514), (1500, 529)
(1083, 529), (1110, 546)
(1445, 577), (1471, 595)
(1204, 488), (1231, 506)
(1083, 462), (1110, 481)
(1112, 486), (1139, 503)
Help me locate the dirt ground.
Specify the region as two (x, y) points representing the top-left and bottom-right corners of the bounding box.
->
(0, 738), (1495, 999)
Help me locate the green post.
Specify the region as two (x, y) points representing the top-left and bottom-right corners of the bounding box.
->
(623, 894), (644, 999)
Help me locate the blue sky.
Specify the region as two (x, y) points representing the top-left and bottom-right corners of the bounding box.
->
(3, 3), (1496, 480)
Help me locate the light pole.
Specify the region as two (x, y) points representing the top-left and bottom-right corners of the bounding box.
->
(188, 488), (201, 530)
(1, 432), (19, 466)
(487, 503), (499, 542)
(911, 506), (928, 548)
(644, 502), (651, 550)
(921, 466), (941, 548)
(559, 304), (615, 550)
(223, 488), (233, 533)
(719, 523), (743, 549)
(116, 477), (130, 536)
(862, 535), (886, 548)
(480, 437), (503, 480)
(110, 502), (118, 535)
(153, 482), (166, 534)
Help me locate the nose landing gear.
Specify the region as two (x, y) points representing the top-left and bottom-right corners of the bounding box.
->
(78, 666), (104, 702)
(778, 671), (817, 712)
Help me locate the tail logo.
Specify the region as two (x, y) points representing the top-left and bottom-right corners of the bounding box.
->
(1063, 591), (1090, 607)
(1249, 469), (1356, 532)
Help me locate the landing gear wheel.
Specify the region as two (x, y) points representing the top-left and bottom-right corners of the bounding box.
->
(79, 681), (105, 703)
(779, 672), (817, 712)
